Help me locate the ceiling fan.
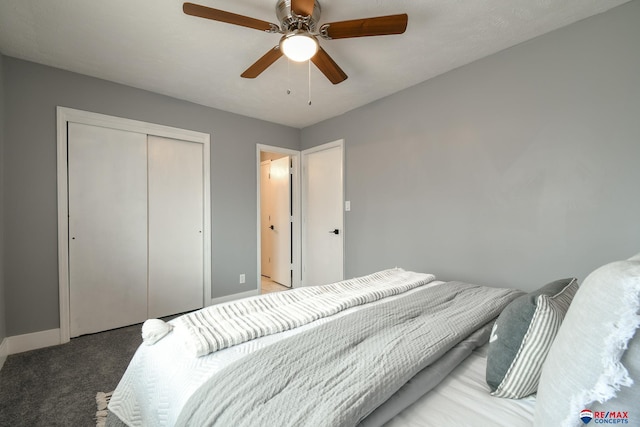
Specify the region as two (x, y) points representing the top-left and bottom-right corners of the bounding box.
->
(183, 0), (408, 84)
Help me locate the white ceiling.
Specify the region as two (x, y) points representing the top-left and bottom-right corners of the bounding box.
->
(0, 0), (630, 128)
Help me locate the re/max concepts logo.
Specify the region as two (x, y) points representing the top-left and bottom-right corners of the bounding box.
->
(580, 409), (630, 424)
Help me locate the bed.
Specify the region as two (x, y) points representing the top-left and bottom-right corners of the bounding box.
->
(107, 255), (640, 427)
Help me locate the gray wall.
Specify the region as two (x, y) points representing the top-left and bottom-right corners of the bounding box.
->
(301, 1), (640, 292)
(3, 2), (639, 337)
(3, 58), (299, 336)
(0, 53), (6, 341)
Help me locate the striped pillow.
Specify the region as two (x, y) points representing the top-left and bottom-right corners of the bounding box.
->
(486, 278), (578, 398)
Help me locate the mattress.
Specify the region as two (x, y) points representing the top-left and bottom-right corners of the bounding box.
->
(384, 344), (536, 427)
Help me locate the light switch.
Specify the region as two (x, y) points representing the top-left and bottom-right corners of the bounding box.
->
(345, 201), (351, 211)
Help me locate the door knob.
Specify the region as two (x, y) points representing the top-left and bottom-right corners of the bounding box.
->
(270, 225), (275, 230)
(329, 229), (339, 235)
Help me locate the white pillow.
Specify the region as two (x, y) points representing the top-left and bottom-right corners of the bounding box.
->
(534, 255), (640, 427)
(628, 252), (640, 261)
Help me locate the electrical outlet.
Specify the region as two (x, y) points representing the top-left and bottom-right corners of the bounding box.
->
(239, 274), (246, 284)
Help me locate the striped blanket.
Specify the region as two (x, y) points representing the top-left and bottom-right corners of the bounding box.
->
(174, 268), (435, 357)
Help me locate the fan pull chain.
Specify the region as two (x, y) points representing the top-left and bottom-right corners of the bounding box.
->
(308, 59), (312, 106)
(286, 58), (291, 95)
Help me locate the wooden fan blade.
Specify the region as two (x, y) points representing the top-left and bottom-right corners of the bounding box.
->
(311, 47), (348, 85)
(323, 14), (408, 39)
(241, 47), (284, 79)
(291, 0), (315, 17)
(183, 2), (276, 32)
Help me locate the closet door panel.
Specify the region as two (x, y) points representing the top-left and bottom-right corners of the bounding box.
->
(148, 135), (204, 318)
(68, 123), (148, 337)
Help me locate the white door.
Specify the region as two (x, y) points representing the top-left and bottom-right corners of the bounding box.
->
(302, 141), (344, 287)
(260, 161), (273, 278)
(68, 123), (148, 337)
(270, 156), (292, 287)
(147, 135), (204, 318)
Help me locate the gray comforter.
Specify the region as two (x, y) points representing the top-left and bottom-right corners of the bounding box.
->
(175, 282), (520, 427)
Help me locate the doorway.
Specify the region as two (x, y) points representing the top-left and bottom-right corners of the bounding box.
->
(257, 145), (301, 293)
(256, 140), (344, 292)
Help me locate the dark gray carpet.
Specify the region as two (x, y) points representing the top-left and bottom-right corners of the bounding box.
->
(0, 323), (143, 427)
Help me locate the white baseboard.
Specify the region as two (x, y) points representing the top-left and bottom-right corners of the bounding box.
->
(5, 328), (61, 355)
(210, 289), (259, 306)
(0, 338), (8, 371)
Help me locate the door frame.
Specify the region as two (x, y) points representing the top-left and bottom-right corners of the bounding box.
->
(57, 107), (211, 343)
(256, 145), (301, 291)
(301, 139), (345, 286)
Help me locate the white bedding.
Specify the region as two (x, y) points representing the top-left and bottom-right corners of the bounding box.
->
(385, 345), (536, 427)
(109, 280), (446, 427)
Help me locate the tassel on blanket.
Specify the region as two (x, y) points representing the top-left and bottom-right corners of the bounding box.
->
(95, 391), (113, 427)
(142, 318), (174, 345)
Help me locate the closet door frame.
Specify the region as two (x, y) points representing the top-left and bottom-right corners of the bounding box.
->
(56, 107), (211, 344)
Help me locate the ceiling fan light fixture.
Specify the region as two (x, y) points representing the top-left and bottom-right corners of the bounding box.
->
(184, 1), (408, 84)
(280, 32), (319, 62)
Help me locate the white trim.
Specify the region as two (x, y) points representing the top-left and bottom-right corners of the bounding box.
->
(301, 139), (345, 287)
(256, 145), (302, 294)
(0, 338), (8, 371)
(57, 107), (212, 343)
(210, 289), (259, 306)
(202, 135), (212, 307)
(5, 329), (61, 355)
(301, 139), (344, 155)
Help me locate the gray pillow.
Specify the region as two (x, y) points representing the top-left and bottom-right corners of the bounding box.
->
(534, 255), (640, 427)
(486, 277), (578, 398)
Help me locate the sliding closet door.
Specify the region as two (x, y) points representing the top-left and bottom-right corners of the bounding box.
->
(68, 123), (148, 337)
(147, 135), (204, 318)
